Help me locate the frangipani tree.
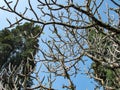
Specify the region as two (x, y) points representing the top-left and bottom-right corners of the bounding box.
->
(0, 0), (120, 89)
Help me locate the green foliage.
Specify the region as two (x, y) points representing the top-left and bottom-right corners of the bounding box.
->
(0, 22), (41, 88)
(91, 62), (115, 87)
(88, 29), (120, 89)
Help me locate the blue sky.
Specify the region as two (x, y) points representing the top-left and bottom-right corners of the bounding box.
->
(1, 0), (118, 90)
(0, 1), (102, 90)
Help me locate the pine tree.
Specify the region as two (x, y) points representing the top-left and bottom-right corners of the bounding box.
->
(0, 22), (41, 89)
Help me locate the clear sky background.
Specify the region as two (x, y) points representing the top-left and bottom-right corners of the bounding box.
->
(0, 1), (102, 90)
(1, 0), (118, 90)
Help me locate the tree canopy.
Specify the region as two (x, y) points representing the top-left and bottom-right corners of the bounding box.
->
(0, 0), (120, 90)
(0, 22), (41, 89)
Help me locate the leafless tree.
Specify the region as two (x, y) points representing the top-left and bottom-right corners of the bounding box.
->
(0, 0), (120, 90)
